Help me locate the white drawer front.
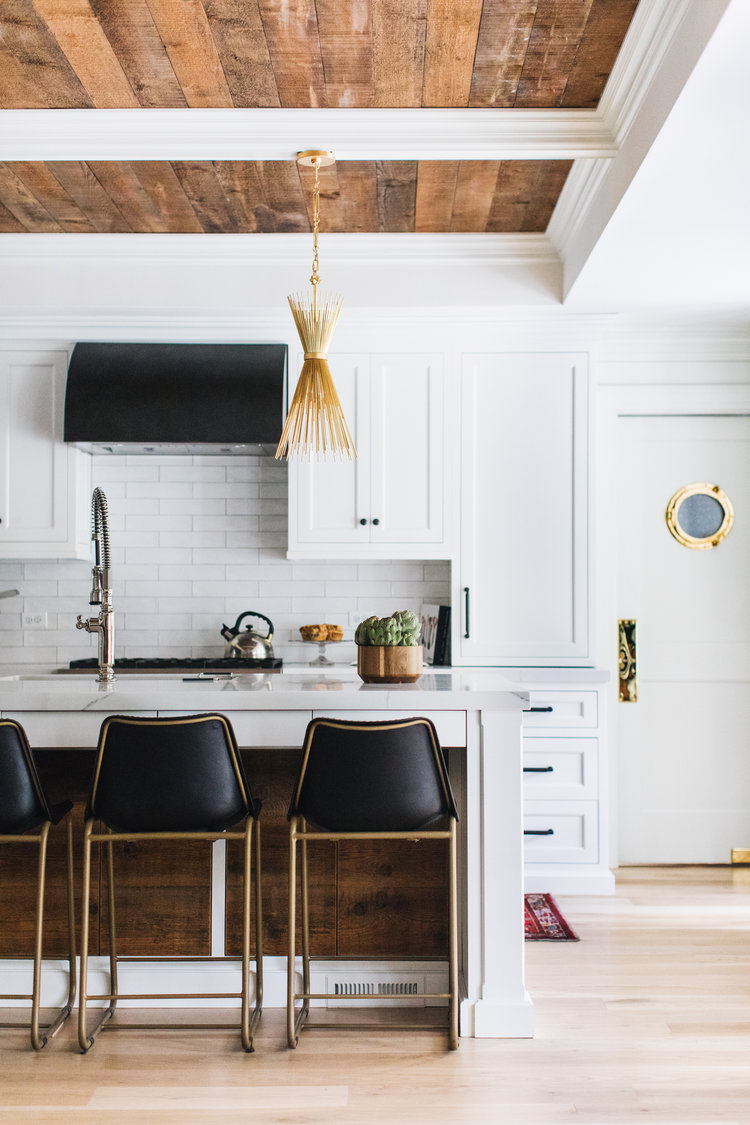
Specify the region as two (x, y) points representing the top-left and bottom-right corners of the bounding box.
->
(159, 710), (312, 748)
(523, 800), (598, 864)
(523, 737), (598, 799)
(522, 692), (598, 728)
(311, 710), (467, 747)
(2, 711), (156, 747)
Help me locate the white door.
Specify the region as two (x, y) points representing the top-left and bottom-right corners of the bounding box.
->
(617, 414), (750, 862)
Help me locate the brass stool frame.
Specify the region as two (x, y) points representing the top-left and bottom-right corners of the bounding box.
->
(78, 816), (262, 1053)
(0, 813), (77, 1050)
(288, 815), (459, 1049)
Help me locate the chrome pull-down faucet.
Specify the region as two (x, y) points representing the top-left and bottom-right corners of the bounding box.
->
(76, 487), (115, 683)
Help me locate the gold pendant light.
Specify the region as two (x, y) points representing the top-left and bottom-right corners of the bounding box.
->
(275, 150), (356, 461)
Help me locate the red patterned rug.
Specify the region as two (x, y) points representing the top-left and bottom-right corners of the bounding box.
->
(524, 893), (579, 941)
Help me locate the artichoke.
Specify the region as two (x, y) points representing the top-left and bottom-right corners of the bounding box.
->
(355, 610), (422, 646)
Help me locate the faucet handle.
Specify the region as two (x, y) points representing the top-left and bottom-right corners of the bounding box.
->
(76, 614), (89, 632)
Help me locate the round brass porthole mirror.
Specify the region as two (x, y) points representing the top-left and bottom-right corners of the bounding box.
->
(665, 482), (734, 549)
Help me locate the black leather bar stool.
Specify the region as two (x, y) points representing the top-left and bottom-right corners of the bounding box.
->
(78, 713), (262, 1053)
(0, 718), (76, 1050)
(287, 716), (459, 1049)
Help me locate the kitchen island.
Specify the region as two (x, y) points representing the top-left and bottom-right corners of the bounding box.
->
(0, 666), (533, 1039)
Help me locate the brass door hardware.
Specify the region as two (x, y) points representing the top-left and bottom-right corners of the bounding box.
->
(618, 619), (637, 702)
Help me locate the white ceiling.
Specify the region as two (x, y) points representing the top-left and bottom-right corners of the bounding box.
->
(565, 0), (750, 318)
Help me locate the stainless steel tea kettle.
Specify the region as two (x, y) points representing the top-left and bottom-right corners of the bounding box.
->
(220, 611), (274, 660)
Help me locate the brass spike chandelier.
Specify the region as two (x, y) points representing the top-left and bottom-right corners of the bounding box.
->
(275, 150), (356, 461)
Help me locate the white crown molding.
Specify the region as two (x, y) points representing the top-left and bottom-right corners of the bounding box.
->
(0, 231), (559, 263)
(0, 107), (615, 161)
(546, 159), (611, 259)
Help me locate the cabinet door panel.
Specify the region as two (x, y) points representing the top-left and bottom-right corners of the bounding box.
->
(371, 354), (444, 544)
(459, 353), (589, 663)
(290, 354), (371, 546)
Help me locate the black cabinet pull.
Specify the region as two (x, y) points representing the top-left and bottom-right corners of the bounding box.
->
(522, 706), (554, 713)
(359, 518), (367, 525)
(524, 828), (555, 836)
(372, 518), (380, 526)
(523, 765), (554, 773)
(464, 587), (470, 639)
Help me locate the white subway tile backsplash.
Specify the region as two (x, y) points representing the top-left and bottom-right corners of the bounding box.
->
(2, 454), (450, 665)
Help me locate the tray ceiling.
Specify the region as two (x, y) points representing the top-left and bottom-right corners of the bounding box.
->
(0, 0), (638, 236)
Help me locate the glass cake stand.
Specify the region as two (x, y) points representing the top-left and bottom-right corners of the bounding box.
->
(296, 639), (344, 666)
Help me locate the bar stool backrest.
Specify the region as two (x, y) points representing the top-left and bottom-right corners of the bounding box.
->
(289, 716), (458, 832)
(0, 719), (51, 834)
(88, 713), (257, 833)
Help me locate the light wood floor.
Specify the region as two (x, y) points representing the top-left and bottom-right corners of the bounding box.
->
(1, 866), (749, 1125)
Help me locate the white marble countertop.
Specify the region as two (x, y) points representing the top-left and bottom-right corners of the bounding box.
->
(0, 663), (607, 713)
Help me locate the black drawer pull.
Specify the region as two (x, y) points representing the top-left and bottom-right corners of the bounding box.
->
(524, 828), (555, 836)
(523, 765), (554, 773)
(463, 587), (470, 639)
(522, 706), (554, 713)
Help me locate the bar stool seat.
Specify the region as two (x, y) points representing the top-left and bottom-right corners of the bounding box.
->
(78, 712), (262, 1053)
(287, 716), (459, 1049)
(0, 719), (76, 1050)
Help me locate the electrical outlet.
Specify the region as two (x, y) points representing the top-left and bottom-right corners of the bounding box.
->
(23, 612), (48, 629)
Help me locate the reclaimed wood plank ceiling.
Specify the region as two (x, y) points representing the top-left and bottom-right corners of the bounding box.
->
(0, 0), (639, 234)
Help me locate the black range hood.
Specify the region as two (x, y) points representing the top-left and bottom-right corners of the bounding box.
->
(64, 342), (287, 455)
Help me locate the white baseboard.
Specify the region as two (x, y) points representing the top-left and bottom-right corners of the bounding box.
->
(524, 865), (616, 895)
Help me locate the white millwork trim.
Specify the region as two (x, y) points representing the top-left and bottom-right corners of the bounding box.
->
(0, 107), (616, 161)
(598, 0), (696, 144)
(0, 231), (557, 263)
(546, 158), (611, 260)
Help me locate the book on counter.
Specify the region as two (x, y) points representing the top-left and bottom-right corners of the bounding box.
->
(419, 604), (451, 666)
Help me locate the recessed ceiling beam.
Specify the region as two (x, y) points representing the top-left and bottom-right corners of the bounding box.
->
(0, 108), (616, 162)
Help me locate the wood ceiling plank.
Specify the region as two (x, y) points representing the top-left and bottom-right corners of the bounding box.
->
(212, 161), (264, 231)
(334, 161), (380, 232)
(422, 0), (484, 107)
(251, 161), (310, 232)
(0, 163), (63, 231)
(126, 161), (204, 231)
(452, 160), (502, 232)
(516, 159), (572, 228)
(6, 161), (96, 230)
(415, 161), (459, 232)
(561, 0), (639, 107)
(257, 0), (327, 108)
(143, 0), (233, 106)
(44, 162), (131, 231)
(30, 0), (139, 107)
(0, 199), (27, 232)
(170, 161), (245, 231)
(469, 0), (537, 108)
(375, 161), (417, 232)
(200, 0), (281, 107)
(372, 0), (426, 108)
(486, 159), (569, 231)
(516, 0), (595, 107)
(87, 0), (187, 108)
(0, 0), (91, 107)
(315, 0), (374, 107)
(86, 161), (177, 232)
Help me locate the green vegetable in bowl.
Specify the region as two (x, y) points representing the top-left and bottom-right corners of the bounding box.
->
(354, 610), (422, 647)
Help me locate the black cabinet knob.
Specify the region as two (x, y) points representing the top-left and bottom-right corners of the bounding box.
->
(372, 518), (380, 526)
(359, 518), (367, 525)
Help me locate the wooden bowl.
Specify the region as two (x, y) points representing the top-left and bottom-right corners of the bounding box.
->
(357, 645), (423, 684)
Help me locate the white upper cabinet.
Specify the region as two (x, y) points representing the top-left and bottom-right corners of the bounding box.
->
(288, 352), (447, 559)
(456, 352), (590, 665)
(0, 350), (91, 560)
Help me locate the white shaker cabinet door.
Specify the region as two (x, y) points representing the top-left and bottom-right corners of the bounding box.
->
(288, 352), (446, 559)
(288, 353), (372, 549)
(0, 350), (91, 560)
(457, 352), (590, 664)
